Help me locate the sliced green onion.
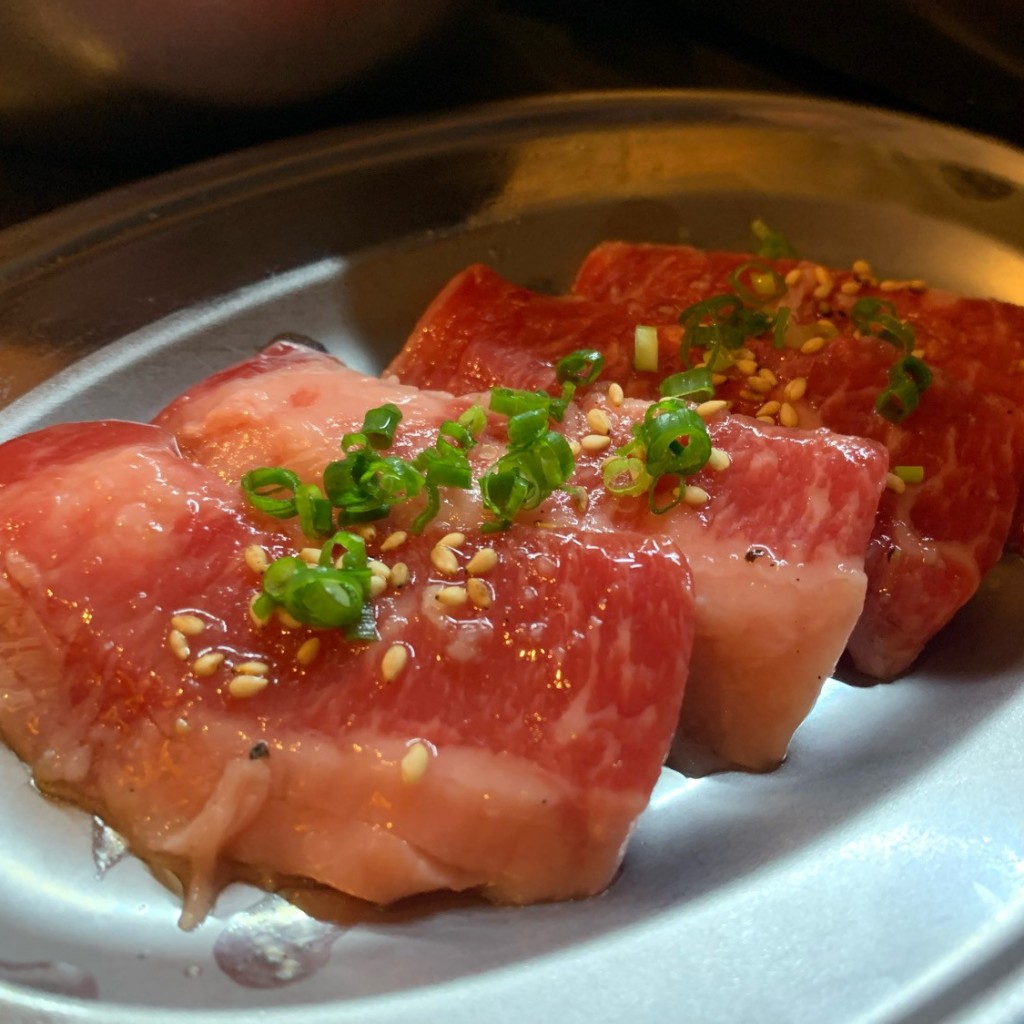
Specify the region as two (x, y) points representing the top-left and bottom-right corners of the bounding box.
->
(360, 403), (402, 449)
(877, 355), (933, 423)
(295, 483), (333, 538)
(851, 297), (916, 353)
(678, 295), (772, 369)
(556, 349), (605, 387)
(728, 260), (787, 305)
(893, 465), (925, 483)
(659, 367), (715, 401)
(241, 467), (301, 519)
(750, 218), (798, 259)
(634, 325), (659, 372)
(601, 455), (650, 497)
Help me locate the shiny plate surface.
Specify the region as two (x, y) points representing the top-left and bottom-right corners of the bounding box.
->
(1, 91), (1023, 1024)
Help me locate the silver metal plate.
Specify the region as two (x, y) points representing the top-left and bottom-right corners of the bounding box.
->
(1, 91), (1023, 1024)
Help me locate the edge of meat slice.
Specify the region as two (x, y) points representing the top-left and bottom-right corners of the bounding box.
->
(569, 241), (1024, 678)
(157, 342), (887, 773)
(0, 420), (695, 926)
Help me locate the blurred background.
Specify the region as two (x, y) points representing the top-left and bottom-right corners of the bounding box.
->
(1, 0), (1021, 230)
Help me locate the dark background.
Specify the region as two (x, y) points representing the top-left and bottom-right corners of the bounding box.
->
(1, 0), (1021, 231)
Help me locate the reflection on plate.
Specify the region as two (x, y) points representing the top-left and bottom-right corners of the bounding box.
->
(1, 92), (1023, 1024)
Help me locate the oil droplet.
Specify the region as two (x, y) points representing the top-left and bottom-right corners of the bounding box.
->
(0, 960), (98, 999)
(91, 817), (128, 878)
(213, 894), (344, 989)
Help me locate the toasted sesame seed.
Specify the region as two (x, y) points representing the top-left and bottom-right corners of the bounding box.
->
(390, 562), (410, 588)
(234, 660), (269, 676)
(779, 402), (800, 428)
(249, 596), (271, 628)
(784, 267), (802, 287)
(296, 637), (321, 666)
(400, 741), (430, 784)
(735, 347), (756, 361)
(439, 531), (467, 549)
(608, 382), (624, 407)
(299, 547), (321, 565)
(758, 368), (779, 385)
(696, 399), (729, 419)
(168, 629), (190, 661)
(350, 523), (377, 541)
(229, 674), (270, 699)
(800, 336), (827, 355)
(756, 415), (776, 425)
(909, 279), (927, 292)
(192, 651), (225, 676)
(466, 546), (498, 575)
(379, 530), (407, 552)
(886, 471), (907, 494)
(852, 259), (873, 277)
(707, 447), (731, 472)
(569, 439), (582, 456)
(581, 434), (611, 453)
(912, 347), (925, 359)
(436, 585), (468, 607)
(368, 559), (391, 579)
(467, 577), (492, 608)
(381, 643), (408, 682)
(812, 283), (832, 301)
(278, 609), (302, 629)
(813, 265), (832, 288)
(757, 400), (782, 417)
(171, 613), (205, 636)
(430, 543), (460, 575)
(783, 376), (808, 402)
(370, 575), (388, 597)
(244, 544), (270, 574)
(682, 485), (710, 506)
(879, 279), (900, 292)
(746, 376), (773, 395)
(735, 358), (758, 376)
(174, 717), (190, 735)
(840, 279), (861, 295)
(586, 408), (612, 435)
(739, 389), (763, 403)
(711, 373), (728, 387)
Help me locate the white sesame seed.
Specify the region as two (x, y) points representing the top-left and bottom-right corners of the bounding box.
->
(277, 609), (302, 629)
(467, 577), (492, 608)
(368, 559), (391, 579)
(879, 279), (900, 292)
(779, 402), (800, 428)
(192, 651), (225, 676)
(608, 382), (624, 407)
(466, 547), (498, 575)
(586, 408), (612, 435)
(569, 439), (582, 456)
(168, 629), (190, 661)
(296, 637), (321, 666)
(299, 547), (321, 565)
(756, 415), (776, 425)
(757, 368), (779, 386)
(381, 643), (408, 682)
(707, 447), (731, 472)
(234, 660), (269, 676)
(436, 585), (468, 607)
(736, 358), (758, 376)
(171, 613), (205, 636)
(244, 545), (269, 574)
(369, 575), (388, 597)
(757, 400), (782, 417)
(439, 531), (467, 549)
(813, 265), (832, 288)
(784, 268), (802, 287)
(351, 523), (377, 541)
(739, 389), (763, 403)
(840, 279), (861, 295)
(696, 399), (729, 419)
(228, 674), (270, 699)
(711, 373), (728, 386)
(581, 434), (611, 453)
(852, 259), (873, 277)
(812, 283), (832, 301)
(909, 279), (927, 292)
(390, 562), (410, 588)
(379, 530), (407, 553)
(746, 376), (773, 395)
(400, 741), (430, 784)
(682, 485), (710, 506)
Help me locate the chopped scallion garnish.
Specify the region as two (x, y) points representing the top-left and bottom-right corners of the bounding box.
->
(556, 349), (605, 387)
(728, 260), (787, 306)
(876, 355), (932, 424)
(750, 219), (798, 259)
(634, 325), (659, 372)
(893, 465), (925, 483)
